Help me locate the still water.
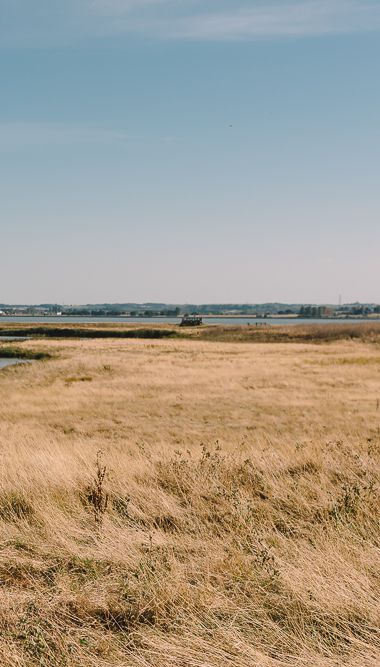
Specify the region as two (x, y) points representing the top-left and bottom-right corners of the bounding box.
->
(0, 358), (24, 369)
(0, 336), (28, 341)
(0, 316), (377, 327)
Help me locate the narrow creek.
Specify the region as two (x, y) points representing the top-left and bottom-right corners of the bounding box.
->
(0, 336), (29, 341)
(0, 336), (34, 369)
(0, 358), (27, 369)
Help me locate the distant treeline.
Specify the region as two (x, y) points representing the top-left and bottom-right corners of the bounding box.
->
(299, 305), (380, 318)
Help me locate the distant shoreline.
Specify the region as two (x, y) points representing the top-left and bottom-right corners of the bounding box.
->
(1, 314), (380, 321)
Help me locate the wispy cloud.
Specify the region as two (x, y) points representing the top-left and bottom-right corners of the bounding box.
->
(164, 1), (380, 40)
(1, 0), (380, 43)
(90, 0), (170, 13)
(0, 123), (128, 150)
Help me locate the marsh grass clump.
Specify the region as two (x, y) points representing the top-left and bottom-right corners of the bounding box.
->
(112, 495), (131, 518)
(0, 345), (51, 360)
(65, 375), (93, 384)
(84, 451), (109, 527)
(0, 491), (35, 522)
(0, 326), (180, 339)
(327, 476), (377, 525)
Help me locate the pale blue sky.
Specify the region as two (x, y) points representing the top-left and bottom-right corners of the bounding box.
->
(1, 1), (379, 304)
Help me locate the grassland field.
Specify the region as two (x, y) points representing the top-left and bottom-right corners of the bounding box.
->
(0, 323), (379, 666)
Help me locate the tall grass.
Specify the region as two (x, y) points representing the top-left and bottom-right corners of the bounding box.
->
(1, 321), (380, 344)
(0, 336), (379, 665)
(194, 321), (380, 343)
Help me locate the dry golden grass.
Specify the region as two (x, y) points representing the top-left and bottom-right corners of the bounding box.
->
(0, 332), (379, 666)
(2, 319), (380, 345)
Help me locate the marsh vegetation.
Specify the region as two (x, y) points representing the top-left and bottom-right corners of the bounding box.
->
(0, 327), (379, 666)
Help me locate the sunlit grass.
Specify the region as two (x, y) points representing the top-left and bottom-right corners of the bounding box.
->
(0, 332), (379, 666)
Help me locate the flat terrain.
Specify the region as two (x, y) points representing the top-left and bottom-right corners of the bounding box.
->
(1, 319), (380, 343)
(0, 330), (379, 666)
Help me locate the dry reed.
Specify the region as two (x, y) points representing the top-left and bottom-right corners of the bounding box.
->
(0, 333), (379, 666)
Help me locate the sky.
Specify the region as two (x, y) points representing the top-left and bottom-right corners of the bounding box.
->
(1, 0), (379, 304)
